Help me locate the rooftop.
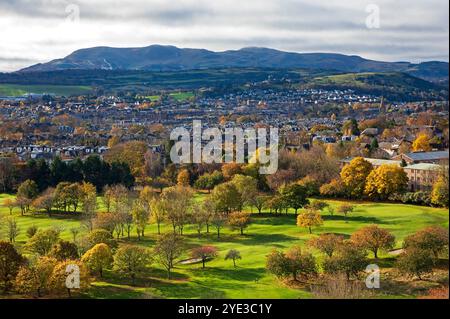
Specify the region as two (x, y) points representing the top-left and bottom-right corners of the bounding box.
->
(404, 151), (449, 161)
(341, 157), (402, 166)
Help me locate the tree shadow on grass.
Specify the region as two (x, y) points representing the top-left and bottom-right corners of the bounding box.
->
(84, 284), (158, 299)
(147, 268), (190, 281)
(251, 215), (296, 226)
(238, 233), (299, 246)
(320, 232), (351, 239)
(191, 267), (266, 282)
(152, 279), (227, 299)
(24, 212), (83, 222)
(368, 257), (397, 268)
(323, 215), (384, 224)
(121, 236), (157, 247)
(101, 268), (189, 287)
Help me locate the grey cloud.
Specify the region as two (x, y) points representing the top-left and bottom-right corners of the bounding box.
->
(0, 0), (448, 71)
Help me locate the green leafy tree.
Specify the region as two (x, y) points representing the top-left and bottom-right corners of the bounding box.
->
(266, 246), (317, 281)
(17, 179), (39, 214)
(322, 242), (368, 280)
(26, 229), (61, 256)
(403, 226), (449, 259)
(0, 241), (24, 293)
(49, 240), (79, 261)
(82, 243), (113, 278)
(231, 174), (258, 211)
(132, 200), (150, 240)
(396, 248), (434, 280)
(210, 182), (242, 214)
(280, 183), (309, 215)
(83, 229), (117, 252)
(113, 245), (152, 285)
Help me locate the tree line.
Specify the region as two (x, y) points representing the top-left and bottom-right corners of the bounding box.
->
(0, 155), (134, 193)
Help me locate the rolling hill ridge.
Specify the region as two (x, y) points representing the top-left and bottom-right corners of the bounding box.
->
(20, 45), (449, 83)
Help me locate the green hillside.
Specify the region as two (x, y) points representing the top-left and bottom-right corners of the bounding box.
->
(0, 84), (92, 97)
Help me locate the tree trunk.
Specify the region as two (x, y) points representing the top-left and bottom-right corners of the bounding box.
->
(202, 259), (205, 268)
(308, 227), (312, 234)
(217, 228), (220, 239)
(240, 228), (244, 235)
(157, 223), (161, 235)
(233, 259), (236, 267)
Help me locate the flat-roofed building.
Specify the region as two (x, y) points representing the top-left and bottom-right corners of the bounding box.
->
(402, 163), (442, 191)
(392, 150), (449, 164)
(341, 157), (444, 192)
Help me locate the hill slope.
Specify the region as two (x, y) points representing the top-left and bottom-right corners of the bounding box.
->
(20, 45), (449, 83)
(304, 72), (448, 101)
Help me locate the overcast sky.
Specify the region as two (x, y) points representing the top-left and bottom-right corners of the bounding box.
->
(0, 0), (448, 72)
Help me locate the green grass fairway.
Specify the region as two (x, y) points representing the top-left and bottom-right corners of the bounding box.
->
(0, 84), (92, 97)
(1, 194), (448, 299)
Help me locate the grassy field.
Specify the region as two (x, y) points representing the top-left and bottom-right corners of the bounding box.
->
(0, 193), (448, 299)
(0, 84), (92, 97)
(169, 91), (194, 102)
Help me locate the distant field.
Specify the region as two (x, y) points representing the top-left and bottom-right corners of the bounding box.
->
(1, 193), (448, 299)
(0, 84), (92, 96)
(169, 91), (194, 101)
(146, 95), (161, 102)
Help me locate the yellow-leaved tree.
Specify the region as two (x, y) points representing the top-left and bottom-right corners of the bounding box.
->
(296, 209), (323, 234)
(340, 157), (373, 198)
(431, 176), (449, 207)
(365, 164), (408, 200)
(412, 133), (432, 152)
(177, 169), (190, 186)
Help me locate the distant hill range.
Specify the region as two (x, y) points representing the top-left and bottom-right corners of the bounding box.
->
(20, 45), (449, 83)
